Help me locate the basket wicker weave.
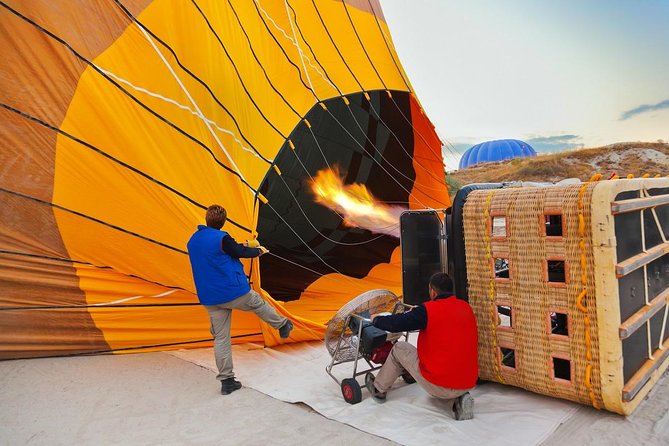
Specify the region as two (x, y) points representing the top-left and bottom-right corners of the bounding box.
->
(462, 178), (669, 415)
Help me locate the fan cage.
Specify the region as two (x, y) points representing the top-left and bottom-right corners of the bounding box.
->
(324, 289), (403, 361)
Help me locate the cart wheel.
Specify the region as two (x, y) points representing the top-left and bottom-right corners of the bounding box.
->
(401, 371), (416, 384)
(341, 378), (362, 404)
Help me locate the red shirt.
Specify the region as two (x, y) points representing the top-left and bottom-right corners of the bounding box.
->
(418, 297), (478, 389)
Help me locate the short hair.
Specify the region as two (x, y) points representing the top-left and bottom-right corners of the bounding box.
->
(205, 205), (227, 229)
(429, 272), (454, 295)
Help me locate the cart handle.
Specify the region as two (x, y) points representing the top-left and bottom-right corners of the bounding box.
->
(349, 313), (372, 323)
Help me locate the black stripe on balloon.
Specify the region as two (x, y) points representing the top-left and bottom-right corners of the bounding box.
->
(242, 0), (442, 203)
(226, 0), (302, 118)
(299, 2), (415, 169)
(112, 0), (272, 165)
(189, 0), (288, 139)
(344, 5), (455, 186)
(14, 334), (261, 359)
(0, 1), (256, 194)
(363, 0), (463, 159)
(0, 104), (251, 233)
(284, 1), (343, 97)
(344, 0), (462, 165)
(282, 3), (449, 196)
(0, 188), (188, 255)
(300, 3), (444, 200)
(308, 0), (366, 93)
(340, 0), (386, 89)
(280, 3), (415, 163)
(250, 3), (447, 205)
(252, 3), (416, 191)
(250, 0), (317, 98)
(365, 0), (410, 90)
(0, 249), (190, 293)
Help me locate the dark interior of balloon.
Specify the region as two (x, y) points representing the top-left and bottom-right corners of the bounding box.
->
(257, 90), (416, 301)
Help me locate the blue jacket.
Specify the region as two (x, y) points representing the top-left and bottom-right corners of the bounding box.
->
(187, 225), (257, 305)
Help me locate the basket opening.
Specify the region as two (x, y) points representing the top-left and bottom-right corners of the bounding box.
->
(491, 215), (507, 237)
(497, 305), (513, 328)
(552, 357), (571, 382)
(544, 213), (563, 237)
(550, 312), (568, 336)
(500, 347), (516, 369)
(495, 258), (510, 279)
(547, 260), (566, 283)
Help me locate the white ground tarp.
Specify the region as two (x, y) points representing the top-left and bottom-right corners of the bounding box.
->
(170, 340), (579, 446)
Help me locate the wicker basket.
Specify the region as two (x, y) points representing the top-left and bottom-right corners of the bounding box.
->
(461, 178), (669, 415)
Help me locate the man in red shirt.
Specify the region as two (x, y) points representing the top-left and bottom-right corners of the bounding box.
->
(368, 272), (478, 420)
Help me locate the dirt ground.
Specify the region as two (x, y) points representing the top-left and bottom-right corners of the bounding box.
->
(1, 350), (667, 445)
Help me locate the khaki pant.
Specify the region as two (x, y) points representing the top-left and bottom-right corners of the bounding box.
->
(374, 341), (473, 400)
(206, 290), (287, 381)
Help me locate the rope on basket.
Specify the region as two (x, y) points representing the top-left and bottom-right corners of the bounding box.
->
(577, 173), (602, 409)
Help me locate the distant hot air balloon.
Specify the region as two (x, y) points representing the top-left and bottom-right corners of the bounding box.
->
(459, 139), (537, 169)
(0, 0), (449, 358)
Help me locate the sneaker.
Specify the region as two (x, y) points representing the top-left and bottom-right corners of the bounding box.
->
(453, 392), (474, 420)
(365, 373), (386, 403)
(220, 377), (242, 395)
(279, 320), (293, 339)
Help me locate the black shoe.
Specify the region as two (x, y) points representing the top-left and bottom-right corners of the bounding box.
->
(365, 373), (386, 403)
(401, 370), (416, 384)
(453, 392), (474, 420)
(220, 377), (242, 395)
(279, 320), (293, 339)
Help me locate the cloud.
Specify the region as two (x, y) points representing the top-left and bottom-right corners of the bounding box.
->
(526, 135), (584, 153)
(620, 99), (669, 120)
(444, 142), (473, 156)
(441, 142), (471, 170)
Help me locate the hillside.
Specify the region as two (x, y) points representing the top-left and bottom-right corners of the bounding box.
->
(448, 142), (669, 191)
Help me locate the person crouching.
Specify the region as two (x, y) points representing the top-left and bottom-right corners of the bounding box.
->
(368, 272), (478, 420)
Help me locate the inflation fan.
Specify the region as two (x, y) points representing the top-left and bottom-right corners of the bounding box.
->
(324, 289), (415, 404)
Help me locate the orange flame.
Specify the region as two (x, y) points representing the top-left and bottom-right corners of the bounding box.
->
(308, 167), (405, 237)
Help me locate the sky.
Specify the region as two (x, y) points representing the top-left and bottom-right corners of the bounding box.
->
(381, 0), (669, 169)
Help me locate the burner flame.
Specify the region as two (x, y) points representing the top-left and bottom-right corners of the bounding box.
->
(309, 167), (405, 238)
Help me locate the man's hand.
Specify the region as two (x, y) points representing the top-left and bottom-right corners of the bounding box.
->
(245, 239), (260, 248)
(258, 246), (269, 256)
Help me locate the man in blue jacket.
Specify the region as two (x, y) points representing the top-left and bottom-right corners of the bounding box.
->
(187, 204), (293, 395)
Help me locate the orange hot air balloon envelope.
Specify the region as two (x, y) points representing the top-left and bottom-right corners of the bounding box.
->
(0, 0), (449, 358)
